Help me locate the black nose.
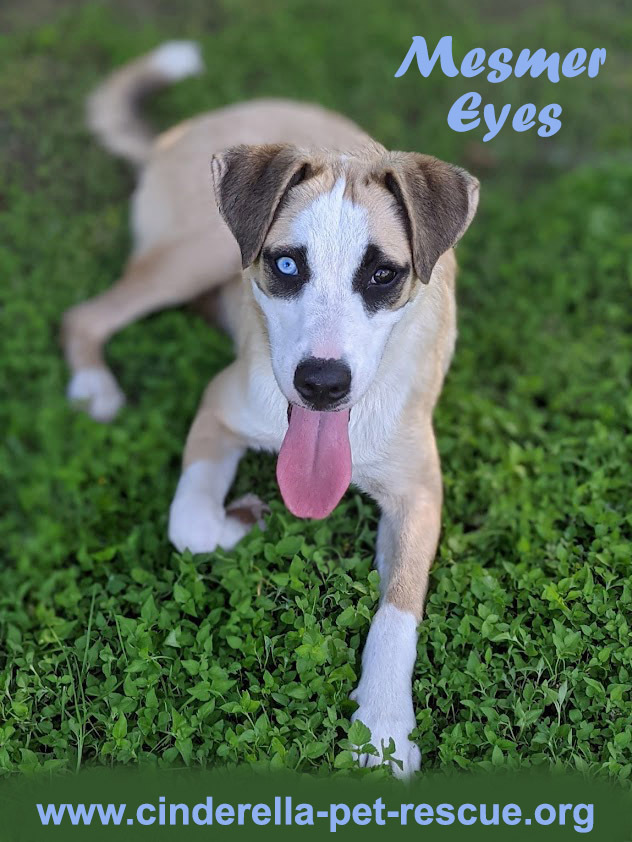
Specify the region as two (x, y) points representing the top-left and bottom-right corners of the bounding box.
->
(294, 357), (352, 410)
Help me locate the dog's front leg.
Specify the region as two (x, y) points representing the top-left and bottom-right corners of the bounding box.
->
(169, 366), (266, 554)
(351, 438), (442, 778)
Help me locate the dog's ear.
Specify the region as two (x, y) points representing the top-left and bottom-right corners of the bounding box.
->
(211, 144), (314, 268)
(380, 153), (479, 283)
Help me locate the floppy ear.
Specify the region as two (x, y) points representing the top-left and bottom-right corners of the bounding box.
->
(381, 152), (479, 283)
(211, 144), (314, 268)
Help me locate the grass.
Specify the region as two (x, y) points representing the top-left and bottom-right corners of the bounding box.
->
(0, 0), (631, 781)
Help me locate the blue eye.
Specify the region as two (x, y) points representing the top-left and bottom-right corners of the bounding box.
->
(276, 256), (298, 276)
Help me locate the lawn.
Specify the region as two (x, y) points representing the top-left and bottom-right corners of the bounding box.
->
(0, 0), (631, 780)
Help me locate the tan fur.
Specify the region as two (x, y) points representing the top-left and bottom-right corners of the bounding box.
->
(352, 251), (457, 618)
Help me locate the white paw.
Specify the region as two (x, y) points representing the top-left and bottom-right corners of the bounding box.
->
(169, 491), (224, 554)
(350, 693), (421, 779)
(67, 367), (125, 422)
(169, 491), (264, 554)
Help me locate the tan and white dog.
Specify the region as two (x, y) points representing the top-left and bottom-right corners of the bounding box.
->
(63, 42), (479, 777)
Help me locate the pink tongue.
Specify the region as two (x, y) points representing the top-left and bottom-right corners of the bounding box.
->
(277, 406), (351, 519)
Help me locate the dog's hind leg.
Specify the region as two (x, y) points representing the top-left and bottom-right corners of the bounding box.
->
(350, 425), (442, 778)
(62, 233), (240, 421)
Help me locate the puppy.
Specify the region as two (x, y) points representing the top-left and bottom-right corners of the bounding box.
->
(63, 42), (479, 777)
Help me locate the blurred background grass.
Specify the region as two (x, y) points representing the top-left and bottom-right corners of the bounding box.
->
(0, 0), (631, 778)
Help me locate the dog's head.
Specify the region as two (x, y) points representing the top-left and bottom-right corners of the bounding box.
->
(211, 143), (479, 518)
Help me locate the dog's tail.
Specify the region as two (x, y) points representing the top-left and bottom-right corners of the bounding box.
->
(86, 41), (204, 168)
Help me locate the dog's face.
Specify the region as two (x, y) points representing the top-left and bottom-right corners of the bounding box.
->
(212, 144), (479, 414)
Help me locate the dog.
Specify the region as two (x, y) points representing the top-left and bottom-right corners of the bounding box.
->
(62, 41), (479, 777)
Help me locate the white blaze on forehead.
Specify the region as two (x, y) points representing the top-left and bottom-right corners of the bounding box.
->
(291, 177), (369, 297)
(288, 177), (371, 359)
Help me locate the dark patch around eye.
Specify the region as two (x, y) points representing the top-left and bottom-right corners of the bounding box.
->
(352, 243), (409, 314)
(261, 245), (311, 298)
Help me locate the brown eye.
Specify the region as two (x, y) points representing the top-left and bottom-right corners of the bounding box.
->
(371, 266), (397, 285)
